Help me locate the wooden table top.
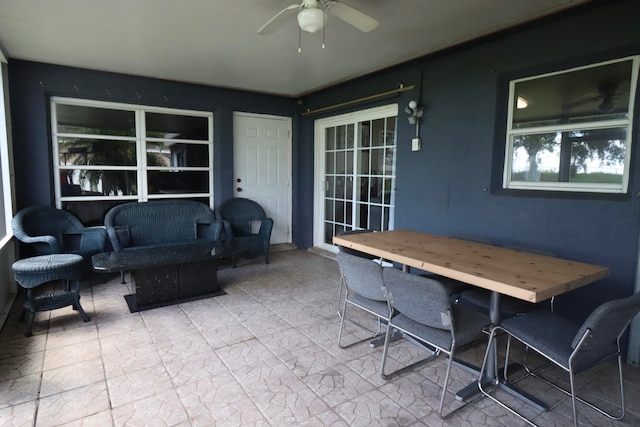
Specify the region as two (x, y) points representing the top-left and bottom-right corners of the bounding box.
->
(333, 229), (609, 303)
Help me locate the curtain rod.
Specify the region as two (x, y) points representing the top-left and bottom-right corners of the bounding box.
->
(301, 84), (415, 116)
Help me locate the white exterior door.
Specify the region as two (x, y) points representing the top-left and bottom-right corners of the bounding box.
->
(233, 112), (291, 244)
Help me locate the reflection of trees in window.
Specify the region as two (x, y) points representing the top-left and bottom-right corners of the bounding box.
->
(513, 134), (555, 181)
(59, 132), (165, 195)
(568, 128), (626, 175)
(513, 128), (626, 183)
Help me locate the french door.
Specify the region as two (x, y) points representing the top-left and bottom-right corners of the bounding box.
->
(314, 104), (398, 252)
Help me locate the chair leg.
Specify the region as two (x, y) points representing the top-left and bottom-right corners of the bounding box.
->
(120, 271), (126, 284)
(526, 354), (626, 425)
(338, 299), (383, 349)
(337, 275), (346, 317)
(438, 352), (454, 416)
(23, 289), (36, 337)
(380, 326), (439, 380)
(25, 311), (35, 337)
(439, 348), (487, 418)
(477, 328), (537, 426)
(72, 280), (90, 323)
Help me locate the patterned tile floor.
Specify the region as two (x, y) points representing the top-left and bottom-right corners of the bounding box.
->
(1, 249), (640, 426)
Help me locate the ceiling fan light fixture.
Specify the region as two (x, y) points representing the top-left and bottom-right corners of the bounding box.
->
(298, 8), (324, 33)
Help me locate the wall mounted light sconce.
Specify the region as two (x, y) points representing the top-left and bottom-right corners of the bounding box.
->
(405, 100), (424, 151)
(405, 100), (423, 124)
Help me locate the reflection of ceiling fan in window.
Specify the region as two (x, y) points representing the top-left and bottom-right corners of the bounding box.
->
(562, 82), (629, 113)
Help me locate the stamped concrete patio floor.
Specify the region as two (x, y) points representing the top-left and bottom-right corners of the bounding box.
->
(1, 249), (640, 426)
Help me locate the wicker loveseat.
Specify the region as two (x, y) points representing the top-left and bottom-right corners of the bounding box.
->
(104, 200), (223, 252)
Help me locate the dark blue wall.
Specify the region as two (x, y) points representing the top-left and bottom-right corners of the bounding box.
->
(7, 61), (302, 242)
(300, 0), (640, 323)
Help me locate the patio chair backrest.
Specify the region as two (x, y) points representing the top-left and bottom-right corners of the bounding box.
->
(336, 251), (386, 302)
(571, 292), (640, 365)
(383, 266), (452, 330)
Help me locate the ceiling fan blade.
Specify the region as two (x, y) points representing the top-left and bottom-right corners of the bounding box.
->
(257, 4), (301, 35)
(324, 1), (379, 32)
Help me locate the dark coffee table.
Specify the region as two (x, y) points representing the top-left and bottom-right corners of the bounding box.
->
(92, 240), (241, 312)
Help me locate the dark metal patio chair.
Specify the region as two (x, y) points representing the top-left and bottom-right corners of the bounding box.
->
(336, 250), (392, 351)
(478, 291), (640, 426)
(381, 267), (490, 418)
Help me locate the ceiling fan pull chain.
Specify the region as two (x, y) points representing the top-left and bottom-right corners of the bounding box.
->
(298, 27), (302, 53)
(322, 13), (326, 49)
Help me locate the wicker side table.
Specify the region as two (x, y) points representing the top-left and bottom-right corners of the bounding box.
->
(12, 254), (90, 336)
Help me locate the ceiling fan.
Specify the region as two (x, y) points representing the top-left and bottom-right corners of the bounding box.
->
(257, 0), (379, 36)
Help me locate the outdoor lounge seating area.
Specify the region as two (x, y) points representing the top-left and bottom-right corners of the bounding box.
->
(1, 249), (640, 426)
(0, 1), (638, 426)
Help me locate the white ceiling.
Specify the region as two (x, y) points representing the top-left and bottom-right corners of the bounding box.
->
(0, 0), (591, 98)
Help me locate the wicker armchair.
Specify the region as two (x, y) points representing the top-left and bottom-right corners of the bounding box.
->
(12, 206), (107, 277)
(216, 198), (273, 265)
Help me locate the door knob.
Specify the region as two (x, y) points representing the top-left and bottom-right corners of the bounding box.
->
(237, 178), (242, 183)
(237, 188), (243, 192)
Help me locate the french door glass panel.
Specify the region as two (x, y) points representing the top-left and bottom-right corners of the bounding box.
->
(323, 116), (396, 245)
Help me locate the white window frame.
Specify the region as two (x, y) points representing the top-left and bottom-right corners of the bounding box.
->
(503, 56), (639, 194)
(51, 97), (214, 212)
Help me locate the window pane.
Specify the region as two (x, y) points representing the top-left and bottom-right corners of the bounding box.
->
(325, 128), (335, 150)
(62, 169), (138, 196)
(346, 151), (354, 174)
(357, 151), (370, 174)
(385, 117), (396, 146)
(345, 175), (353, 199)
(371, 148), (384, 175)
(326, 152), (336, 176)
(345, 201), (353, 224)
(145, 112), (209, 140)
(336, 151), (345, 174)
(511, 127), (627, 184)
(346, 124), (355, 149)
(56, 104), (135, 136)
(359, 122), (370, 147)
(383, 148), (395, 176)
(147, 142), (209, 168)
(58, 138), (136, 166)
(325, 200), (334, 221)
(357, 202), (368, 228)
(371, 118), (385, 147)
(147, 170), (210, 194)
(570, 128), (626, 184)
(336, 125), (346, 149)
(512, 59), (635, 129)
(326, 176), (335, 198)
